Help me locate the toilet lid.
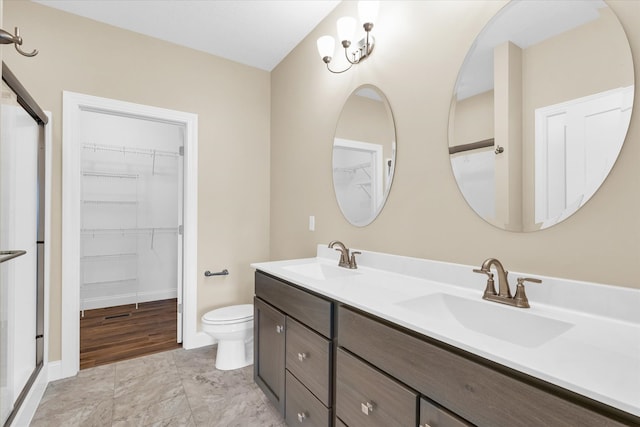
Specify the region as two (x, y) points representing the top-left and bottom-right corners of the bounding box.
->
(202, 304), (253, 324)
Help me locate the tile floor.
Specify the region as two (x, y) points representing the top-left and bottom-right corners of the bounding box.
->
(30, 346), (286, 426)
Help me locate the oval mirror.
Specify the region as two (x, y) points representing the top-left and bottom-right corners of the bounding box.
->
(448, 0), (634, 232)
(333, 85), (396, 226)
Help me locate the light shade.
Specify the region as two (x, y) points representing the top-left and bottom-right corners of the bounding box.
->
(358, 1), (379, 25)
(317, 35), (336, 60)
(337, 16), (356, 42)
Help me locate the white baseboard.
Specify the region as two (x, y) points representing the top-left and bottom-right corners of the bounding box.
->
(47, 360), (64, 381)
(11, 364), (49, 427)
(182, 331), (215, 350)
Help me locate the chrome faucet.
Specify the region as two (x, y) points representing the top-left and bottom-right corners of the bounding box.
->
(473, 258), (541, 308)
(328, 240), (360, 269)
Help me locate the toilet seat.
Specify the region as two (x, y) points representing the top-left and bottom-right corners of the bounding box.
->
(202, 304), (253, 325)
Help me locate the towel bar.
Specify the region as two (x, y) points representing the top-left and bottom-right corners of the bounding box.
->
(204, 269), (229, 277)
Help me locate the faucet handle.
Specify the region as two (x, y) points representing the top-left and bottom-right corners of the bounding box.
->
(514, 277), (542, 308)
(517, 277), (542, 285)
(349, 251), (361, 269)
(473, 268), (493, 278)
(473, 268), (496, 297)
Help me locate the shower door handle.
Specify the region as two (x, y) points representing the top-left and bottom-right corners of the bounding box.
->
(0, 250), (27, 264)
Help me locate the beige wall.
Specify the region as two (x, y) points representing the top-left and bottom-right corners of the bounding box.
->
(336, 91), (394, 147)
(4, 0), (639, 363)
(3, 1), (271, 361)
(450, 90), (494, 148)
(271, 1), (639, 288)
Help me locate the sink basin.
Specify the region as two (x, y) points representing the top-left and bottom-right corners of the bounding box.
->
(283, 262), (360, 281)
(396, 293), (573, 348)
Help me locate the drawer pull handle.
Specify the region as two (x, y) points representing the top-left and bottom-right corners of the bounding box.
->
(297, 412), (307, 422)
(297, 352), (307, 362)
(276, 325), (284, 334)
(361, 401), (374, 415)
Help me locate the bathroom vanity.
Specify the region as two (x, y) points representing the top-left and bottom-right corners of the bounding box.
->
(252, 247), (640, 426)
(254, 271), (334, 425)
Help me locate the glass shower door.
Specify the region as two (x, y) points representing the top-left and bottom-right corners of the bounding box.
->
(0, 73), (43, 426)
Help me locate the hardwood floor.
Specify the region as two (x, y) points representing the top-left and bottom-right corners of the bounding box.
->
(80, 298), (181, 369)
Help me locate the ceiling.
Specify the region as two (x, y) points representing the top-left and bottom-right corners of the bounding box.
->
(456, 0), (606, 100)
(32, 0), (341, 71)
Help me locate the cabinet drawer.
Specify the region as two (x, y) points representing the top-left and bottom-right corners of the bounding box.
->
(336, 348), (417, 427)
(420, 397), (473, 427)
(255, 271), (332, 337)
(285, 370), (331, 427)
(286, 317), (332, 406)
(339, 306), (632, 427)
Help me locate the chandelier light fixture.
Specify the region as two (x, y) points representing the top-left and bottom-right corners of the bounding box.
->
(316, 1), (379, 74)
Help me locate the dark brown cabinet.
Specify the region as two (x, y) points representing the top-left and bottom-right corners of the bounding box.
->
(254, 271), (334, 426)
(254, 270), (639, 427)
(338, 305), (637, 427)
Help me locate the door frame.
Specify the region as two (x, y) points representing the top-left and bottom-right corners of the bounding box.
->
(61, 91), (198, 378)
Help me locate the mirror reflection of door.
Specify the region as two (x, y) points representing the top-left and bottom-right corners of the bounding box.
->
(333, 85), (396, 227)
(534, 85), (633, 227)
(448, 0), (634, 232)
(333, 139), (383, 225)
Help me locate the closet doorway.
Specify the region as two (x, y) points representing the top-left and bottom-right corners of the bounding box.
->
(62, 92), (198, 376)
(80, 110), (183, 368)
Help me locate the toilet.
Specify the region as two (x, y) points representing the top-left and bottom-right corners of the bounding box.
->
(201, 304), (254, 370)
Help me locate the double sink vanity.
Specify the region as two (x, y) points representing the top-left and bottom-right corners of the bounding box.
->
(252, 245), (640, 427)
(250, 0), (638, 424)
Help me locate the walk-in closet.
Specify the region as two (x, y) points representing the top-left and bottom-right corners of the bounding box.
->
(78, 110), (184, 368)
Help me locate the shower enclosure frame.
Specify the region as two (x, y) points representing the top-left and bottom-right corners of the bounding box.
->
(61, 91), (199, 379)
(1, 62), (52, 427)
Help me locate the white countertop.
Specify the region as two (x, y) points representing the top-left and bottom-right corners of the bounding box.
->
(252, 246), (640, 418)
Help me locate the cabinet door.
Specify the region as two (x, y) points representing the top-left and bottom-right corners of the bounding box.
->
(254, 297), (286, 415)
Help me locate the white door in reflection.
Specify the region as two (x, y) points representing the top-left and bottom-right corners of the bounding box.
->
(535, 85), (633, 226)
